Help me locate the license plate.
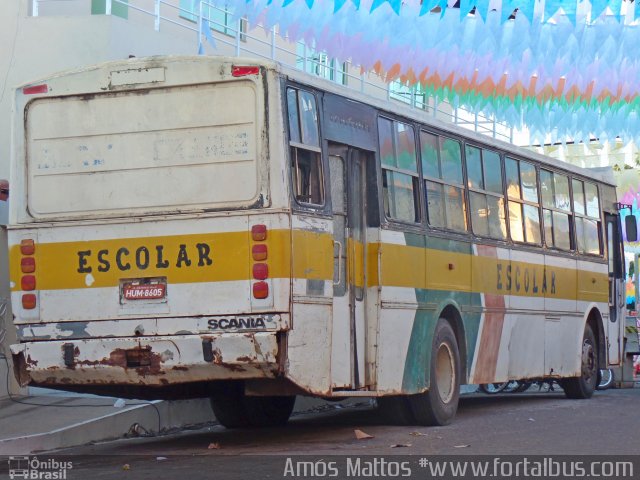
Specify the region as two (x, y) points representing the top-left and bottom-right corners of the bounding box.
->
(122, 279), (167, 301)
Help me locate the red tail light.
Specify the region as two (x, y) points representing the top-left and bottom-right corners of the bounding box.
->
(21, 275), (36, 291)
(253, 281), (269, 299)
(23, 84), (48, 95)
(252, 244), (268, 261)
(232, 66), (260, 77)
(22, 294), (37, 309)
(21, 257), (35, 273)
(20, 239), (35, 255)
(253, 263), (269, 280)
(251, 224), (267, 241)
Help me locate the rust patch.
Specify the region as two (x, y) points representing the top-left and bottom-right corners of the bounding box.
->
(236, 356), (255, 363)
(171, 366), (189, 371)
(75, 347), (165, 376)
(212, 348), (223, 365)
(26, 355), (38, 367)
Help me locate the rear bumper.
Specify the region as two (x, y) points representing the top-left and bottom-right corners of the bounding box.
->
(11, 332), (281, 387)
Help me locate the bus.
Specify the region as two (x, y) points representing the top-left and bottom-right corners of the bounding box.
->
(8, 55), (635, 428)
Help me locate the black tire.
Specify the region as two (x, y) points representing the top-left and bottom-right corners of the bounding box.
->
(562, 323), (598, 399)
(479, 382), (509, 394)
(210, 381), (296, 428)
(377, 396), (415, 425)
(408, 318), (461, 426)
(244, 395), (296, 427)
(210, 381), (250, 428)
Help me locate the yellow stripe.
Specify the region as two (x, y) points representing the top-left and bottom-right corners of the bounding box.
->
(10, 229), (609, 302)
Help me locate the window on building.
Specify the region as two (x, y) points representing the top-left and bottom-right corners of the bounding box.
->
(466, 145), (506, 239)
(92, 0), (128, 18)
(573, 179), (602, 255)
(179, 0), (245, 37)
(379, 118), (420, 223)
(389, 80), (429, 110)
(288, 88), (324, 206)
(505, 157), (541, 244)
(540, 169), (573, 251)
(421, 131), (467, 232)
(296, 43), (347, 85)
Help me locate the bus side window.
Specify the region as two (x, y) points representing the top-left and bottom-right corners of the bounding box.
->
(378, 118), (419, 223)
(466, 146), (507, 240)
(573, 179), (602, 255)
(540, 169), (573, 251)
(287, 88), (324, 206)
(505, 157), (541, 244)
(421, 131), (466, 232)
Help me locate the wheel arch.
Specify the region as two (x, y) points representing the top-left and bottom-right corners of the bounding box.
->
(585, 306), (607, 370)
(438, 304), (468, 384)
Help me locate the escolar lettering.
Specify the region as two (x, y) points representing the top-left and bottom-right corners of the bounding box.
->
(496, 263), (556, 295)
(77, 243), (213, 274)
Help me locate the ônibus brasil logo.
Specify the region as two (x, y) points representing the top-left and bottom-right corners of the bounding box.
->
(8, 457), (72, 479)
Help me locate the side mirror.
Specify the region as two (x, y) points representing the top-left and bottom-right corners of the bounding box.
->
(626, 215), (638, 242)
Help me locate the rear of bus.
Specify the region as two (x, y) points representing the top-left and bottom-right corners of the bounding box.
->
(8, 56), (294, 406)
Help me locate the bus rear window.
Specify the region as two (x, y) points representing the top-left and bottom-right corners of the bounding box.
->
(287, 87), (324, 206)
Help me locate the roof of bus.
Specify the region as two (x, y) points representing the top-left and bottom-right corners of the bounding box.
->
(17, 54), (615, 187)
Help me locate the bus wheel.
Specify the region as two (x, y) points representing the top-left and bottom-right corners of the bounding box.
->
(243, 395), (296, 427)
(562, 323), (598, 399)
(210, 381), (250, 428)
(377, 396), (415, 425)
(408, 319), (460, 426)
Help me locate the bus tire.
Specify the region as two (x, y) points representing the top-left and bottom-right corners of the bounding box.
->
(377, 396), (415, 425)
(243, 395), (296, 427)
(210, 381), (250, 428)
(408, 318), (460, 426)
(562, 323), (598, 399)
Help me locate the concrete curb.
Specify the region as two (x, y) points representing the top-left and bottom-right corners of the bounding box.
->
(0, 398), (214, 455)
(0, 396), (363, 455)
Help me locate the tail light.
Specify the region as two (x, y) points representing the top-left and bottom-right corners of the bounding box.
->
(251, 225), (269, 299)
(253, 281), (269, 299)
(252, 244), (268, 261)
(232, 66), (260, 77)
(251, 224), (267, 241)
(20, 238), (37, 309)
(20, 239), (35, 255)
(23, 84), (48, 95)
(22, 294), (37, 309)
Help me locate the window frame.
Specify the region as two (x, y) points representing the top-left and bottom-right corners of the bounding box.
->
(505, 156), (542, 246)
(572, 178), (604, 257)
(377, 116), (422, 226)
(420, 130), (468, 233)
(540, 169), (575, 252)
(286, 86), (326, 210)
(465, 143), (508, 241)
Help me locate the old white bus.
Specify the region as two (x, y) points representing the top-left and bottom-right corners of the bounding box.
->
(8, 56), (634, 427)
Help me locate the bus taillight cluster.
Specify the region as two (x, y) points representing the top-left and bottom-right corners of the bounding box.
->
(251, 225), (269, 299)
(20, 239), (37, 309)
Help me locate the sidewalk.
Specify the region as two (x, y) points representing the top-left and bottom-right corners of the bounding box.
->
(0, 388), (364, 455)
(0, 389), (215, 455)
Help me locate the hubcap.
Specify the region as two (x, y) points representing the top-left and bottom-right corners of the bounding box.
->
(436, 342), (455, 404)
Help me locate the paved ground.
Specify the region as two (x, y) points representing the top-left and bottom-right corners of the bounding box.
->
(2, 388), (633, 479)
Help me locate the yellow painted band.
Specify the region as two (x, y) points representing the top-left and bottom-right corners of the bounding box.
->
(10, 230), (608, 303)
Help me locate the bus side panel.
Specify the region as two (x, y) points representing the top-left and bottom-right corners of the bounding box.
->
(286, 216), (334, 395)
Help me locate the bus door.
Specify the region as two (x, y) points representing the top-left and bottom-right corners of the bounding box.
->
(605, 213), (624, 364)
(329, 145), (369, 390)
